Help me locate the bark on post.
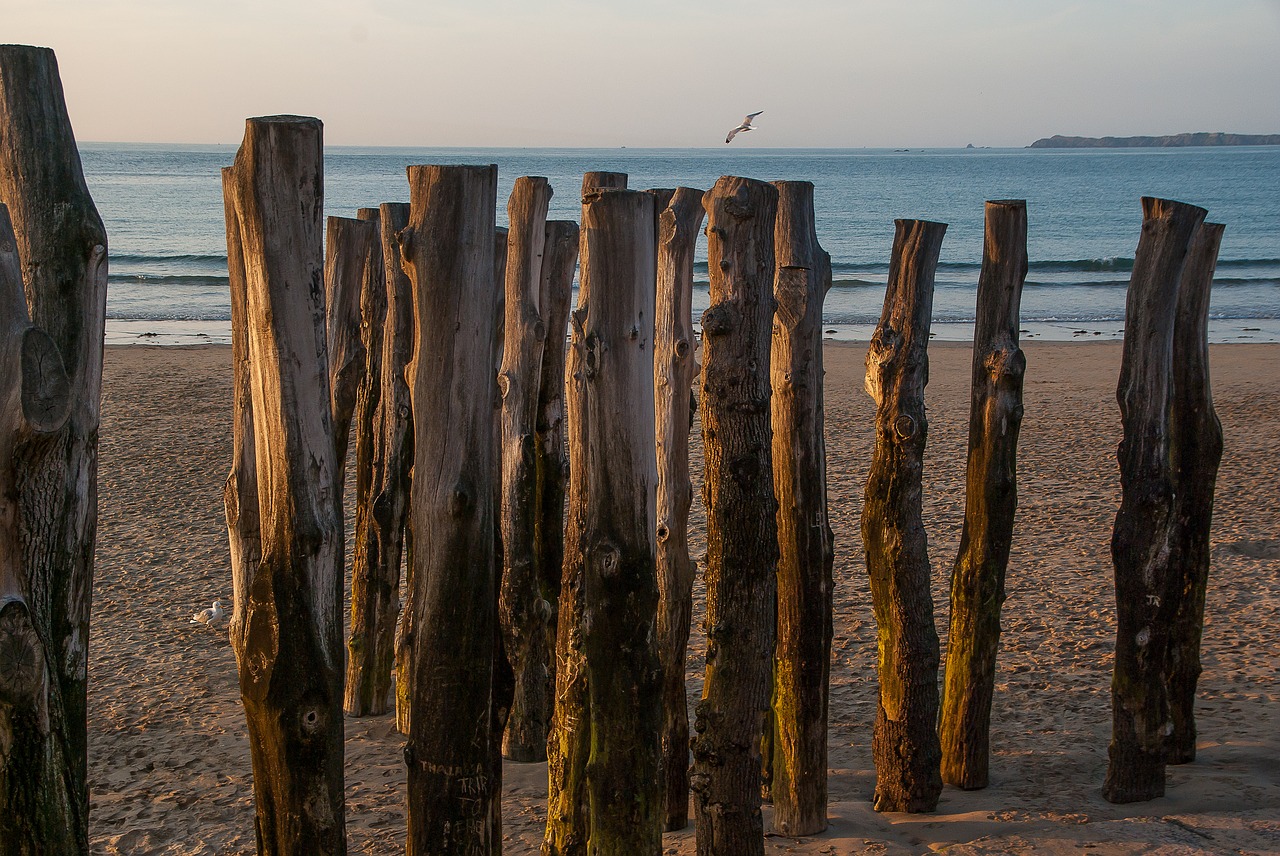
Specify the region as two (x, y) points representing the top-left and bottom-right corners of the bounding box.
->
(223, 115), (346, 854)
(545, 170), (627, 856)
(222, 166), (261, 683)
(652, 186), (705, 832)
(1165, 222), (1225, 765)
(400, 164), (501, 855)
(767, 181), (834, 836)
(499, 177), (554, 761)
(0, 45), (108, 853)
(533, 219), (579, 666)
(578, 187), (662, 853)
(1104, 197), (1207, 804)
(347, 205), (411, 719)
(862, 218), (947, 814)
(690, 176), (779, 856)
(938, 200), (1028, 790)
(324, 215), (376, 476)
(0, 203), (76, 855)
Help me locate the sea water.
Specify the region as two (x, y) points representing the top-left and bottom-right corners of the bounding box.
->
(80, 143), (1280, 345)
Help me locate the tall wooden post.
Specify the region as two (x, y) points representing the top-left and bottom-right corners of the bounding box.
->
(324, 215), (376, 476)
(400, 164), (501, 855)
(767, 180), (834, 836)
(545, 170), (627, 856)
(862, 219), (947, 814)
(1165, 222), (1225, 765)
(499, 176), (554, 761)
(0, 44), (108, 853)
(224, 115), (347, 854)
(533, 219), (580, 670)
(938, 200), (1028, 790)
(1104, 197), (1207, 804)
(578, 187), (662, 853)
(0, 202), (77, 855)
(691, 176), (779, 856)
(653, 186), (705, 832)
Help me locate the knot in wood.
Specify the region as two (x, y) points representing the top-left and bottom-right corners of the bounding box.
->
(583, 333), (600, 378)
(299, 704), (326, 737)
(628, 325), (639, 341)
(497, 372), (512, 399)
(595, 543), (622, 579)
(0, 600), (44, 705)
(21, 326), (72, 433)
(675, 338), (690, 359)
(893, 414), (917, 440)
(448, 484), (474, 517)
(533, 319), (546, 342)
(723, 189), (754, 220)
(700, 304), (736, 337)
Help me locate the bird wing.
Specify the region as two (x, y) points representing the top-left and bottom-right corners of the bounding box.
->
(743, 111), (762, 125)
(726, 126), (742, 144)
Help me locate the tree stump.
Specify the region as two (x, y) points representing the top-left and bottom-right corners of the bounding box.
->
(0, 45), (108, 853)
(399, 164), (502, 855)
(544, 170), (628, 856)
(578, 187), (662, 853)
(862, 218), (947, 814)
(691, 175), (779, 856)
(1165, 221), (1225, 765)
(1104, 197), (1207, 804)
(653, 186), (705, 833)
(499, 176), (554, 761)
(223, 115), (347, 855)
(938, 200), (1028, 790)
(767, 180), (834, 836)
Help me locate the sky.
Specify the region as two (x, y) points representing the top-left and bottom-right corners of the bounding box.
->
(5, 0), (1280, 148)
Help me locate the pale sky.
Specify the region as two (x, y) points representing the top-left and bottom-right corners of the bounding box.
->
(5, 0), (1280, 147)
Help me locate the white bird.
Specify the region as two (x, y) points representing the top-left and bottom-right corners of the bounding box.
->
(726, 111), (763, 144)
(191, 599), (226, 626)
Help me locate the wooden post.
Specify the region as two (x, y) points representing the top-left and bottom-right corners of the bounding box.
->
(938, 200), (1028, 790)
(0, 202), (77, 854)
(222, 165), (261, 686)
(499, 176), (554, 761)
(545, 170), (627, 856)
(1104, 197), (1207, 804)
(1165, 221), (1225, 765)
(324, 215), (376, 476)
(652, 185), (705, 832)
(691, 175), (779, 856)
(400, 164), (501, 855)
(533, 219), (580, 672)
(347, 204), (411, 719)
(224, 115), (347, 854)
(767, 180), (834, 836)
(862, 218), (947, 814)
(0, 45), (108, 852)
(578, 187), (662, 853)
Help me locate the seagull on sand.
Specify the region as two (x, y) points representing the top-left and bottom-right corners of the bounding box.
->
(726, 111), (763, 144)
(191, 599), (225, 626)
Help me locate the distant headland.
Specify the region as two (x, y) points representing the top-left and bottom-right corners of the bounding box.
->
(1029, 132), (1280, 148)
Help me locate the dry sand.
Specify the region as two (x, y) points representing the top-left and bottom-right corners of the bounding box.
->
(88, 341), (1280, 855)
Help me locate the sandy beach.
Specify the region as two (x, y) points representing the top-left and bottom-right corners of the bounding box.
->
(88, 340), (1280, 855)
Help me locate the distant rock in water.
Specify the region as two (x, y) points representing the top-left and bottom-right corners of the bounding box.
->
(1029, 132), (1280, 148)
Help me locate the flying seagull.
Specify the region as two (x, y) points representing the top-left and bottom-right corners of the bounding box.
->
(191, 599), (226, 626)
(726, 111), (763, 144)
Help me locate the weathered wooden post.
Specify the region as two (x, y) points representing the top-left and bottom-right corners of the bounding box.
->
(224, 115), (347, 854)
(400, 164), (501, 854)
(690, 175), (779, 856)
(1165, 221), (1225, 765)
(545, 170), (628, 856)
(347, 204), (412, 719)
(324, 215), (376, 476)
(0, 44), (108, 853)
(576, 186), (662, 853)
(0, 202), (77, 854)
(533, 219), (579, 668)
(653, 186), (705, 832)
(1104, 197), (1207, 803)
(938, 200), (1027, 790)
(499, 176), (554, 761)
(862, 218), (947, 814)
(767, 180), (834, 836)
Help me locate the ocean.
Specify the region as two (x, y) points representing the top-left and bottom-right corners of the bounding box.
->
(81, 143), (1280, 345)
